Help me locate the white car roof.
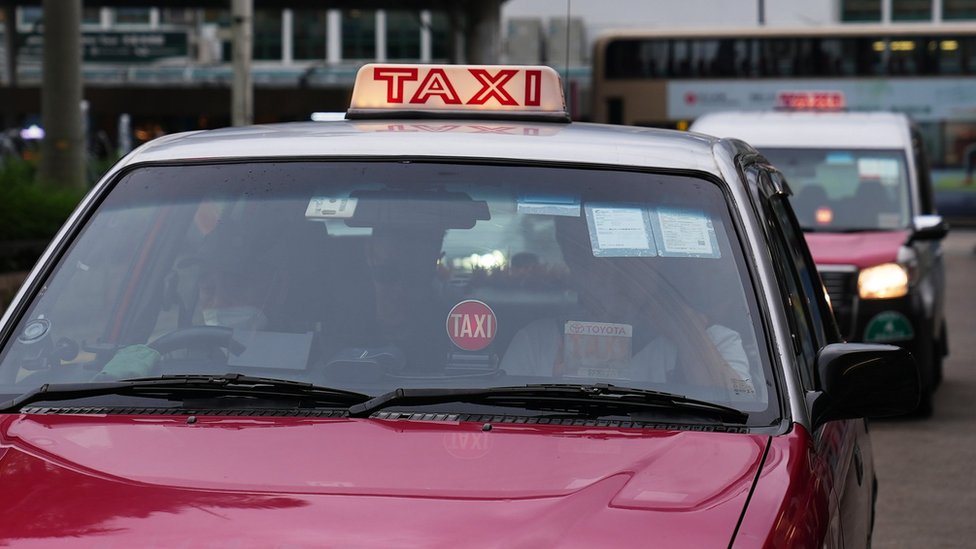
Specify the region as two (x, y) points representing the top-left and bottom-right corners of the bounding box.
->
(118, 120), (733, 178)
(690, 111), (912, 150)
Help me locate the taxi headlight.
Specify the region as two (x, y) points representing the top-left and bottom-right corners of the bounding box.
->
(858, 263), (909, 299)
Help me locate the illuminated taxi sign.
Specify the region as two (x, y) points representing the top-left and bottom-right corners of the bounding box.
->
(775, 90), (846, 111)
(347, 64), (569, 122)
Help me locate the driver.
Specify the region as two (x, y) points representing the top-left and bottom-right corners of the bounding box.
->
(365, 226), (447, 342)
(322, 225), (452, 376)
(500, 216), (755, 398)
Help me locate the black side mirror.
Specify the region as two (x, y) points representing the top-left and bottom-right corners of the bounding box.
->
(810, 343), (920, 430)
(910, 215), (949, 242)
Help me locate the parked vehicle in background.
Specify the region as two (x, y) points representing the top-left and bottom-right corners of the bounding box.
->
(692, 105), (948, 416)
(0, 65), (920, 547)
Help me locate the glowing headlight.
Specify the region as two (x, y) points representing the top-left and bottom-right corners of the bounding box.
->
(858, 263), (909, 299)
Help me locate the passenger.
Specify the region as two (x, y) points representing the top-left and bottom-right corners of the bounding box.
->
(191, 207), (292, 333)
(500, 216), (754, 398)
(367, 226), (444, 320)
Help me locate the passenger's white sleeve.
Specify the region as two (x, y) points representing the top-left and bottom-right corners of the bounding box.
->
(706, 324), (756, 399)
(501, 320), (753, 393)
(631, 338), (678, 383)
(706, 325), (751, 381)
(500, 319), (561, 377)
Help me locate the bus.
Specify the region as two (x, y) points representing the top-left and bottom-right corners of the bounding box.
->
(591, 23), (976, 180)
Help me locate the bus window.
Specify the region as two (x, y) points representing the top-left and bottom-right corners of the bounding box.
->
(590, 25), (976, 172)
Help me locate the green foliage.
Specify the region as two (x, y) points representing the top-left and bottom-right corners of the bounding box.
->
(0, 160), (87, 240)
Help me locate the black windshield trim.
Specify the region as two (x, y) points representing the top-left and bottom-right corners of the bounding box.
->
(348, 384), (751, 424)
(0, 374), (371, 414)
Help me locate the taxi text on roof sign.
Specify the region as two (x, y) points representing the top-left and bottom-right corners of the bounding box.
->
(774, 90), (846, 111)
(347, 64), (569, 122)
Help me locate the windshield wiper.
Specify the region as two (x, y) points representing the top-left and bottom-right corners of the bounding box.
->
(348, 383), (749, 423)
(0, 374), (371, 413)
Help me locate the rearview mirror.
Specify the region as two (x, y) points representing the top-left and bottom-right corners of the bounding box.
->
(910, 215), (949, 242)
(810, 343), (919, 430)
(346, 189), (490, 230)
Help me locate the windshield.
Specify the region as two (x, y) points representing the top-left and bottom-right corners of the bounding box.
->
(761, 148), (912, 231)
(0, 161), (774, 418)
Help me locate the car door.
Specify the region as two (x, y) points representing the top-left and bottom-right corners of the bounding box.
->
(909, 125), (947, 353)
(761, 167), (875, 548)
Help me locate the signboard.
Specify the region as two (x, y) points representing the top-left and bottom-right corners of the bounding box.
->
(19, 31), (189, 63)
(668, 78), (976, 122)
(446, 300), (497, 352)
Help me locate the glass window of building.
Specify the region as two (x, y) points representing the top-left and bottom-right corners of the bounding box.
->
(160, 9), (194, 26)
(114, 8), (152, 25)
(841, 0), (882, 21)
(200, 9), (231, 62)
(386, 11), (421, 60)
(202, 9), (230, 25)
(293, 9), (328, 60)
(18, 7), (43, 28)
(945, 0), (976, 19)
(342, 10), (376, 59)
(254, 9), (283, 61)
(927, 37), (963, 74)
(430, 11), (450, 61)
(893, 0), (932, 20)
(82, 7), (102, 25)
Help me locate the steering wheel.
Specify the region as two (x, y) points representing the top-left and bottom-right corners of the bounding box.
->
(148, 326), (246, 356)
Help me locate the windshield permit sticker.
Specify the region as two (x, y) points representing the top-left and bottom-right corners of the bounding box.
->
(305, 197), (358, 219)
(584, 204), (657, 257)
(563, 321), (633, 379)
(446, 300), (497, 351)
(517, 193), (581, 217)
(651, 208), (721, 259)
(858, 157), (901, 180)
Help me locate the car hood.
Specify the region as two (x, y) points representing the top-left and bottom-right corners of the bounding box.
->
(0, 413), (768, 547)
(805, 229), (910, 268)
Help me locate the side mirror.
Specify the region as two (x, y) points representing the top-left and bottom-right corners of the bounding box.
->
(810, 343), (920, 430)
(910, 215), (949, 242)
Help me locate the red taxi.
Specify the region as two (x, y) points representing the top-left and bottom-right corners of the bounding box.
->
(0, 66), (919, 547)
(692, 98), (948, 416)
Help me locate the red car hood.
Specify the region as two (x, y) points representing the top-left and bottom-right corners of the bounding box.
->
(805, 230), (909, 268)
(0, 414), (768, 547)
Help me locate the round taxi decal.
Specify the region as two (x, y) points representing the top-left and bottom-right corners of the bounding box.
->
(446, 300), (496, 351)
(864, 311), (914, 343)
(442, 431), (492, 460)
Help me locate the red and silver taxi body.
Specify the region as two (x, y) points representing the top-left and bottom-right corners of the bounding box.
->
(0, 66), (919, 546)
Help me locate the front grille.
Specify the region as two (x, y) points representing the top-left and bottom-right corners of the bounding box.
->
(817, 266), (858, 339)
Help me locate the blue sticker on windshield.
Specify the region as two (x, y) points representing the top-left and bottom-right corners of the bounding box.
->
(826, 152), (855, 165)
(650, 208), (721, 259)
(517, 193), (581, 217)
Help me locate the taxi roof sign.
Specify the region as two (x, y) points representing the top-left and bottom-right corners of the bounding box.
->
(347, 64), (569, 122)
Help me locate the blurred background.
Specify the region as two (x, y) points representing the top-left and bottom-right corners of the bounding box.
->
(2, 2), (976, 546)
